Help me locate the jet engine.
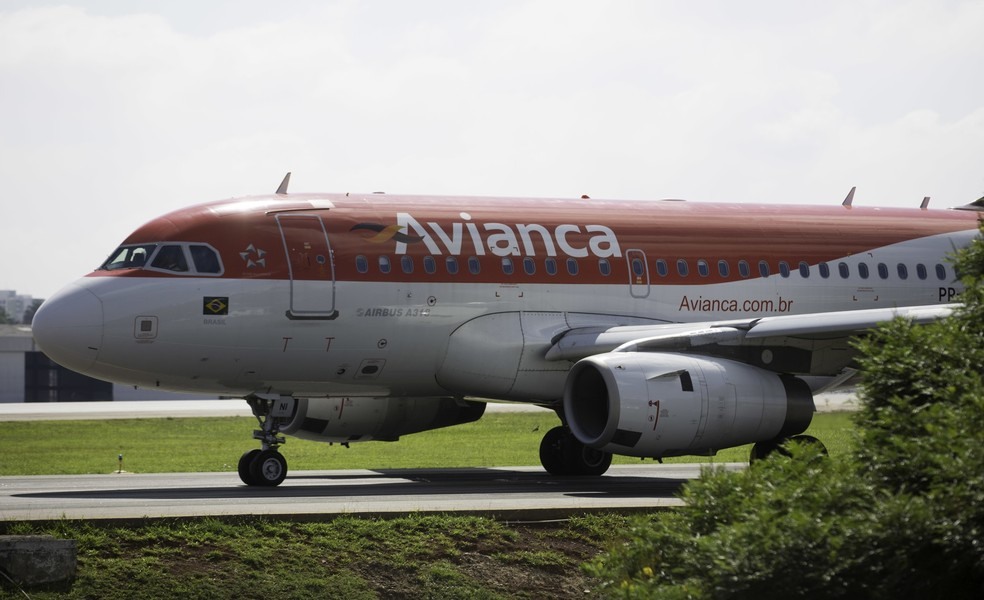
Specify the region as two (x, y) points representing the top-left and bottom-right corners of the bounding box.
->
(280, 396), (486, 443)
(563, 352), (814, 458)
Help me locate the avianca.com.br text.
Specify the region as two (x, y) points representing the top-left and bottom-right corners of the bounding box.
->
(678, 295), (794, 313)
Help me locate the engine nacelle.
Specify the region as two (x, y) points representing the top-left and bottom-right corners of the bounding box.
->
(563, 352), (814, 458)
(280, 396), (486, 443)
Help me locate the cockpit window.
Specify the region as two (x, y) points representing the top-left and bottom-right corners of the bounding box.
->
(151, 245), (189, 272)
(99, 242), (223, 276)
(189, 245), (222, 274)
(100, 244), (158, 270)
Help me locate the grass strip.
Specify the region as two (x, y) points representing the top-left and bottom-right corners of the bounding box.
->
(0, 513), (636, 599)
(0, 412), (854, 476)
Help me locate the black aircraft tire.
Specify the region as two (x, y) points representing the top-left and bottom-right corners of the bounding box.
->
(249, 449), (288, 487)
(749, 440), (781, 463)
(789, 434), (829, 456)
(750, 435), (829, 464)
(564, 441), (613, 477)
(238, 449), (261, 485)
(539, 426), (572, 475)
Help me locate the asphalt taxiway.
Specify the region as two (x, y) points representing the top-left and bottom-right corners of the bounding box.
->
(0, 396), (848, 521)
(0, 464), (743, 522)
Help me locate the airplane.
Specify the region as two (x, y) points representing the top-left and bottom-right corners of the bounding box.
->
(31, 174), (983, 486)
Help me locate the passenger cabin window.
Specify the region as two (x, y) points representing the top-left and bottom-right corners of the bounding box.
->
(401, 256), (414, 274)
(839, 262), (849, 278)
(355, 255), (369, 274)
(677, 259), (689, 277)
(599, 259), (612, 276)
(423, 256), (437, 274)
(936, 264), (947, 280)
(151, 245), (189, 272)
(566, 258), (579, 276)
(446, 257), (459, 275)
(819, 263), (830, 279)
(655, 259), (668, 277)
(631, 258), (645, 277)
(718, 260), (729, 278)
(501, 258), (514, 275)
(798, 262), (810, 278)
(468, 257), (481, 275)
(897, 264), (908, 279)
(545, 258), (558, 276)
(877, 263), (888, 279)
(738, 260), (750, 279)
(100, 244), (158, 270)
(779, 261), (790, 278)
(523, 257), (536, 275)
(917, 264), (928, 280)
(858, 263), (870, 279)
(379, 256), (392, 274)
(697, 259), (709, 278)
(758, 261), (770, 278)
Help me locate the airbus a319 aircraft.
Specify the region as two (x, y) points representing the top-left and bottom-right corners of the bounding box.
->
(32, 174), (982, 486)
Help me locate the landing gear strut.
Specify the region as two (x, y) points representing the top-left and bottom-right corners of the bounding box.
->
(539, 426), (612, 476)
(238, 395), (294, 486)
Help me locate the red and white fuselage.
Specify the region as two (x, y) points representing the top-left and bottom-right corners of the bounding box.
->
(31, 190), (981, 472)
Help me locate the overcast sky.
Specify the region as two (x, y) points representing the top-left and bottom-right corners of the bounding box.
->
(2, 0), (983, 299)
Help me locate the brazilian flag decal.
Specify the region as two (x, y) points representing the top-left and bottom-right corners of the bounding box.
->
(203, 296), (229, 315)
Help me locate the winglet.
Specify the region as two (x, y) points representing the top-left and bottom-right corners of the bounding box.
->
(920, 196), (931, 209)
(842, 186), (856, 207)
(276, 172), (291, 195)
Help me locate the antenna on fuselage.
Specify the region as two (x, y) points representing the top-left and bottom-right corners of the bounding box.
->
(842, 186), (856, 207)
(276, 172), (291, 195)
(920, 196), (931, 209)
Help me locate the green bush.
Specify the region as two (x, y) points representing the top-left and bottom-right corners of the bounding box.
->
(587, 224), (984, 599)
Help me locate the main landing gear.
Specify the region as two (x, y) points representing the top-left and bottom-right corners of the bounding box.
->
(238, 395), (293, 487)
(749, 434), (828, 463)
(539, 426), (613, 476)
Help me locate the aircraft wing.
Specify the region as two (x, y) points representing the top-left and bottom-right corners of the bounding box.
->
(544, 304), (956, 368)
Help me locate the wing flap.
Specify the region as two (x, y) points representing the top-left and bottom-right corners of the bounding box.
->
(545, 304), (956, 362)
(743, 304), (955, 338)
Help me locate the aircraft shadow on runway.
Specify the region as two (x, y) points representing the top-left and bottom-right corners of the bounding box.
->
(13, 467), (689, 501)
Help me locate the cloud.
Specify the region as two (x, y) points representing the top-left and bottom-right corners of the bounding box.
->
(1, 1), (983, 296)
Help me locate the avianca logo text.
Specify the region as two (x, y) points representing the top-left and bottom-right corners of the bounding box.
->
(353, 212), (622, 258)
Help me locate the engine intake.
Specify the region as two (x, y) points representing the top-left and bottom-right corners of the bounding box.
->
(563, 352), (814, 458)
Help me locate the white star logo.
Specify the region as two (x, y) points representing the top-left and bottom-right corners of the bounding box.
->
(240, 244), (267, 269)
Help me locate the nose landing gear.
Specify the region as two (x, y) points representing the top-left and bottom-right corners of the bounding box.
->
(238, 395), (295, 486)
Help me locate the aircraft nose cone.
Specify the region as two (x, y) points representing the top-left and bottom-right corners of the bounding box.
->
(32, 283), (104, 373)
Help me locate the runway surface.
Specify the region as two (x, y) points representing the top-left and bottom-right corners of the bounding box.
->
(0, 464), (743, 522)
(0, 397), (831, 521)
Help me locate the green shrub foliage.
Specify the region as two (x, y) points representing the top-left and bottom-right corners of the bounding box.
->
(588, 224), (984, 599)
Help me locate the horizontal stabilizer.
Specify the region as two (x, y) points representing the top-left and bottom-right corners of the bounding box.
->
(955, 196), (984, 211)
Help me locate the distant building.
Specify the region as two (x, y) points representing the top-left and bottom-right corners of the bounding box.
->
(0, 325), (214, 403)
(0, 290), (33, 323)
